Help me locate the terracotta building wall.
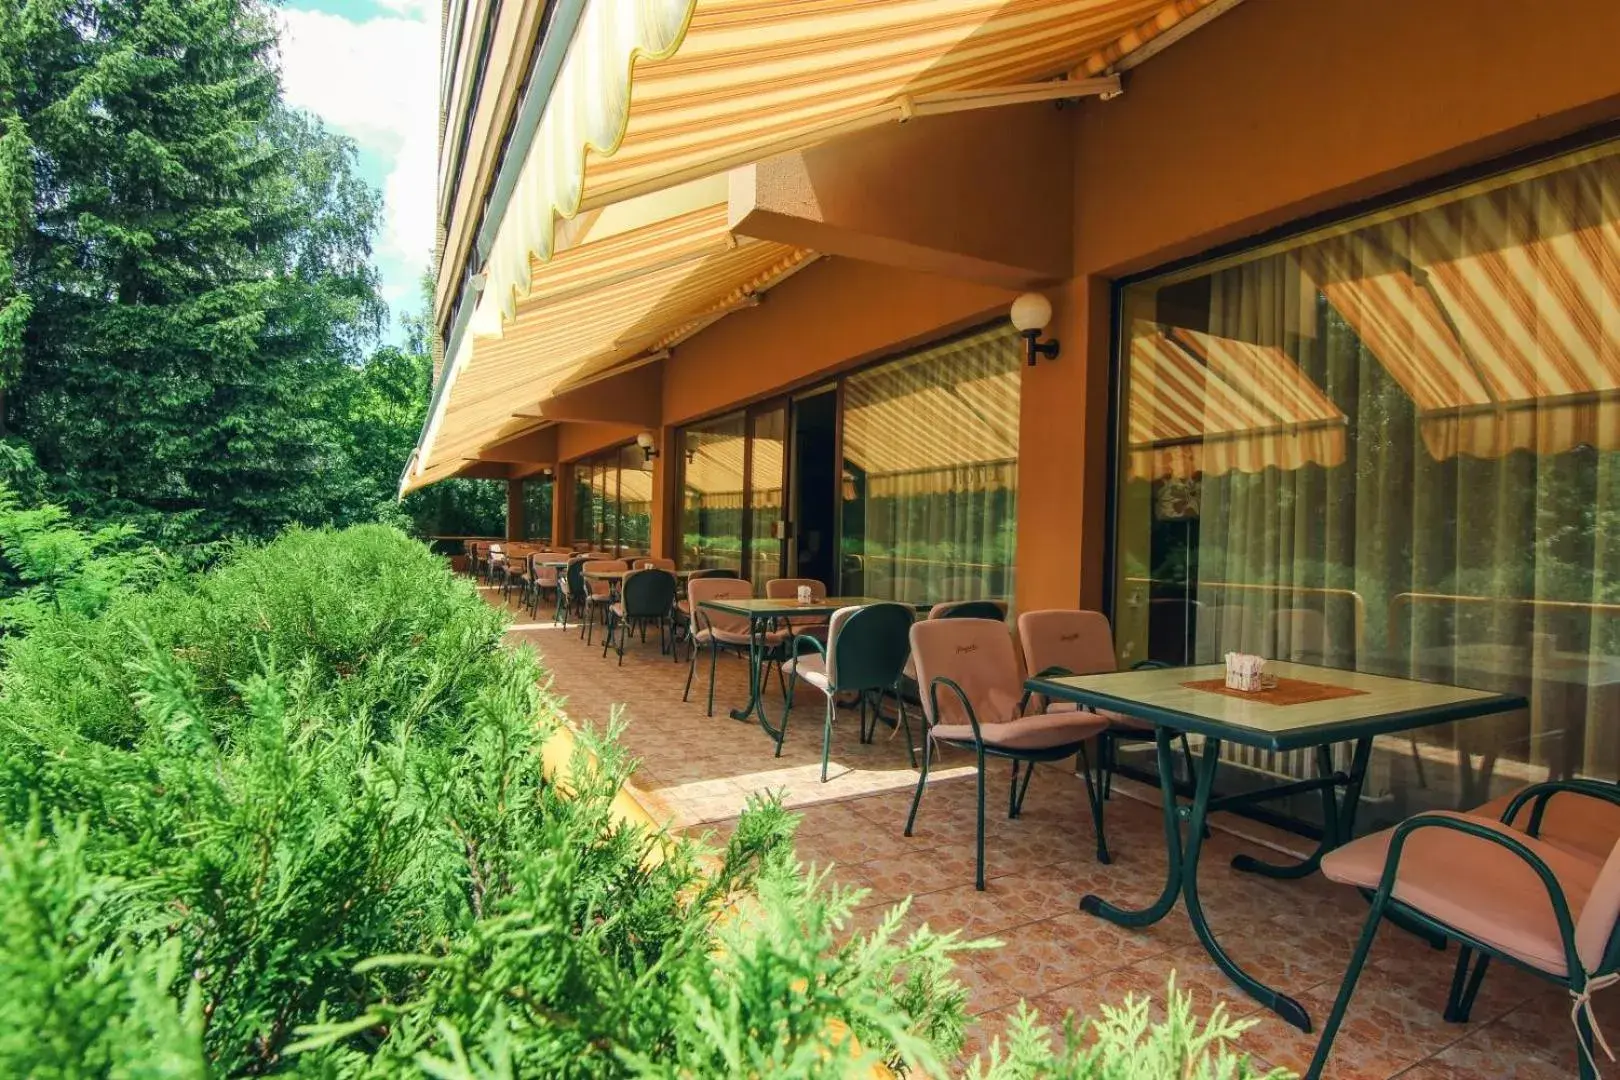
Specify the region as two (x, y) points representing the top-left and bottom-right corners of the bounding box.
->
(661, 257), (1016, 427)
(1022, 0), (1620, 613)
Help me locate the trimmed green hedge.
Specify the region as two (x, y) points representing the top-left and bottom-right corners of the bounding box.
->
(0, 522), (1287, 1078)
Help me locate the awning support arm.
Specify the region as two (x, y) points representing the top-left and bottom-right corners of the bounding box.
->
(897, 74), (1122, 121)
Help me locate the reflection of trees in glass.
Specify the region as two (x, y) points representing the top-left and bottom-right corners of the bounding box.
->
(520, 479), (552, 541)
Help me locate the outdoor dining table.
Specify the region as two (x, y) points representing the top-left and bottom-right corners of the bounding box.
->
(1024, 660), (1525, 1034)
(696, 596), (931, 738)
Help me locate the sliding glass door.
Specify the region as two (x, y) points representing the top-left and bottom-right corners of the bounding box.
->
(745, 404), (787, 593)
(679, 412), (746, 573)
(841, 325), (1021, 604)
(675, 327), (1023, 600)
(569, 444), (649, 555)
(675, 403), (788, 591)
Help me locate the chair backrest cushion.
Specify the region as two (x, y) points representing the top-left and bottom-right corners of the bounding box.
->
(582, 559), (625, 597)
(621, 568), (678, 616)
(687, 567), (741, 581)
(1578, 837), (1620, 973)
(1017, 610), (1117, 679)
(827, 602), (914, 689)
(908, 618), (1021, 729)
(929, 599), (1007, 622)
(766, 577), (828, 601)
(687, 577), (755, 637)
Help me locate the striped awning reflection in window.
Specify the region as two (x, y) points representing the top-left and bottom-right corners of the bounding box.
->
(1306, 148), (1620, 460)
(1126, 326), (1347, 480)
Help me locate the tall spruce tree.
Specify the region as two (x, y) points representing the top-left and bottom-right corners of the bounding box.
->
(0, 0), (383, 547)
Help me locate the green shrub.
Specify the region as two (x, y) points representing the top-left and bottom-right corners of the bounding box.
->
(967, 986), (1291, 1079)
(0, 523), (1290, 1078)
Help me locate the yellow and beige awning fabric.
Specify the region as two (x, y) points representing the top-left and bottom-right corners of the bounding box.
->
(481, 0), (1230, 325)
(1304, 150), (1620, 461)
(410, 180), (811, 491)
(412, 0), (1234, 491)
(843, 324), (1021, 496)
(1126, 326), (1348, 481)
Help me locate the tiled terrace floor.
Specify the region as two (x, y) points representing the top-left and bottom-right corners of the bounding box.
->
(495, 589), (1597, 1078)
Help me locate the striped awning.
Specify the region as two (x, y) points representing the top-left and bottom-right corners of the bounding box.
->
(409, 180), (812, 490)
(1127, 327), (1348, 480)
(414, 0), (1239, 491)
(1305, 149), (1620, 460)
(480, 0), (1238, 327)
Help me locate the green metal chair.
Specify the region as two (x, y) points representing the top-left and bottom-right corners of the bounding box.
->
(671, 567), (741, 663)
(682, 576), (786, 717)
(602, 568), (678, 664)
(1016, 609), (1199, 829)
(1306, 779), (1620, 1080)
(905, 617), (1112, 890)
(777, 602), (916, 781)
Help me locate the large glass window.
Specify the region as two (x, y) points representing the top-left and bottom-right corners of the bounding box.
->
(679, 413), (746, 573)
(747, 406), (787, 593)
(841, 324), (1021, 604)
(617, 444), (653, 555)
(519, 476), (552, 542)
(1114, 139), (1620, 817)
(569, 445), (648, 555)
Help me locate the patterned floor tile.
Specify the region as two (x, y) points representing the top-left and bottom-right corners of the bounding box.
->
(494, 591), (1572, 1079)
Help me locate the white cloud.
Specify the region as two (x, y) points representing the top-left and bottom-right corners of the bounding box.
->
(275, 3), (441, 328)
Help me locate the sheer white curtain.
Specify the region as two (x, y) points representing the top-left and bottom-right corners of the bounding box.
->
(1122, 140), (1620, 809)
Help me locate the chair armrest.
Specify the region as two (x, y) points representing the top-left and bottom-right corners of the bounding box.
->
(1382, 812), (1582, 975)
(1501, 779), (1620, 838)
(1019, 665), (1076, 713)
(927, 675), (983, 743)
(789, 633), (827, 661)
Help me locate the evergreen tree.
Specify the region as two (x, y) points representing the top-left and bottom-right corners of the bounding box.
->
(1, 0), (383, 547)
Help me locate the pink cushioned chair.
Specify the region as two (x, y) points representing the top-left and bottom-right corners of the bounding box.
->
(1016, 609), (1200, 854)
(1307, 779), (1620, 1080)
(906, 618), (1111, 890)
(683, 577), (788, 717)
(579, 559), (626, 645)
(766, 577), (830, 637)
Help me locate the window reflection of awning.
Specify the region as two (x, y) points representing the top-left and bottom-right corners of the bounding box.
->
(619, 468), (655, 505)
(1305, 152), (1620, 460)
(1127, 327), (1348, 480)
(682, 433), (780, 510)
(843, 325), (1021, 496)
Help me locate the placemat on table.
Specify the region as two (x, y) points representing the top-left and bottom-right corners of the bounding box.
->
(1181, 677), (1369, 706)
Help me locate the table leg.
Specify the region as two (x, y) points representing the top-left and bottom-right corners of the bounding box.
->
(1180, 738), (1314, 1033)
(728, 615), (769, 725)
(1231, 738), (1372, 880)
(1079, 728), (1185, 927)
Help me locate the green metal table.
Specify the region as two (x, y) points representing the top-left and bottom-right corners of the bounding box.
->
(1025, 661), (1525, 1033)
(697, 596), (928, 736)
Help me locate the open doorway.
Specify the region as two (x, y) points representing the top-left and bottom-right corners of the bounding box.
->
(789, 388), (838, 590)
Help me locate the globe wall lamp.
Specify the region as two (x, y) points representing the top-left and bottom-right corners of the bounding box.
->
(1011, 292), (1059, 367)
(636, 430), (659, 463)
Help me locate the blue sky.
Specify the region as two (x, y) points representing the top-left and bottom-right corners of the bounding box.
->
(275, 0), (440, 346)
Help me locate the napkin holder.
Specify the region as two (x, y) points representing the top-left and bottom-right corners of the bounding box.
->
(1224, 652), (1269, 693)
